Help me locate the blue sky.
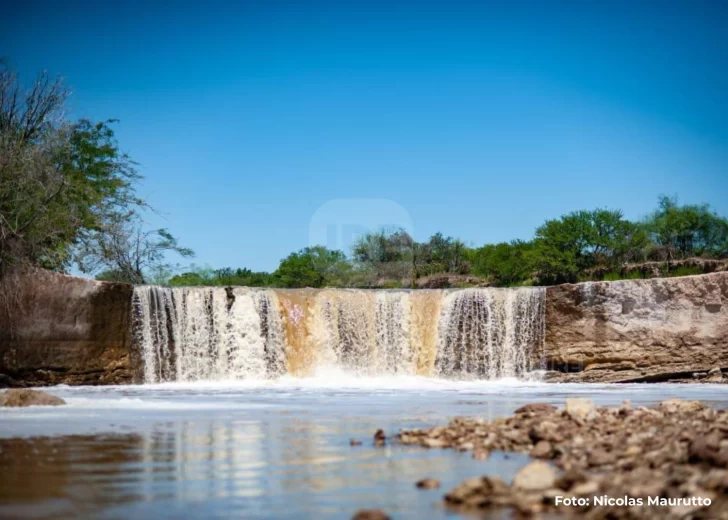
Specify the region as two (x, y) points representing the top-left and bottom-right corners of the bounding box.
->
(2, 0), (727, 271)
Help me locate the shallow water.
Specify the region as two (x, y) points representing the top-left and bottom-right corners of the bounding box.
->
(2, 376), (728, 519)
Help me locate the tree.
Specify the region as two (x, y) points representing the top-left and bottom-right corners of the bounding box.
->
(471, 240), (534, 286)
(0, 63), (149, 278)
(274, 246), (351, 288)
(643, 196), (728, 260)
(352, 228), (414, 285)
(78, 214), (193, 284)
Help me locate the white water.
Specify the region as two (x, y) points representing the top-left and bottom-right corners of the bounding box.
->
(133, 286), (546, 383)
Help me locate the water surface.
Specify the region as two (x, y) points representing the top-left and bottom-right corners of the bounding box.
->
(2, 377), (727, 519)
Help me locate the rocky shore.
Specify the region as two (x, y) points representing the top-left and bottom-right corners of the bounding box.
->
(394, 399), (728, 519)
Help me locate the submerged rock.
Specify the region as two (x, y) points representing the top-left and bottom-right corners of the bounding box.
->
(0, 389), (65, 407)
(415, 478), (440, 489)
(351, 509), (391, 520)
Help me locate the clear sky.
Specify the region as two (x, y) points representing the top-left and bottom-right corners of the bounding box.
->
(2, 0), (727, 271)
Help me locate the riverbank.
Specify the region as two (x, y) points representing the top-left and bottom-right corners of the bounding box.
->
(395, 398), (728, 519)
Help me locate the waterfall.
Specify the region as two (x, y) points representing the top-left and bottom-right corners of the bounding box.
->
(133, 286), (545, 383)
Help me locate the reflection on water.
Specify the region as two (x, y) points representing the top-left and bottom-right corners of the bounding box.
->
(2, 380), (728, 519)
(0, 420), (527, 519)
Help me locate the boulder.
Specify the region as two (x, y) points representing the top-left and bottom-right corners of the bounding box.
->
(0, 389), (65, 407)
(512, 461), (557, 491)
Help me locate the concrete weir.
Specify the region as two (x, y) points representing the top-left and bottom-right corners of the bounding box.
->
(1, 269), (727, 386)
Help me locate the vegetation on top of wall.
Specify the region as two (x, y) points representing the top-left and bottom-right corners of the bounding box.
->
(166, 198), (727, 289)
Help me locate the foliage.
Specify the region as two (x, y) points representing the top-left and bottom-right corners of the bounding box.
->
(471, 240), (534, 286)
(80, 214), (193, 284)
(0, 63), (190, 283)
(643, 196), (728, 260)
(273, 246), (351, 288)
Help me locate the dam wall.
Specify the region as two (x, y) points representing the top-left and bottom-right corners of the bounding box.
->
(1, 270), (726, 386)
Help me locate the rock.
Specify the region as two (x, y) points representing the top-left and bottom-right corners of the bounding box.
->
(529, 421), (562, 443)
(514, 403), (556, 415)
(660, 399), (705, 414)
(0, 269), (134, 387)
(416, 478), (440, 489)
(423, 438), (447, 448)
(530, 441), (553, 459)
(706, 369), (725, 382)
(351, 510), (391, 520)
(350, 439), (362, 446)
(565, 398), (596, 422)
(571, 480), (599, 496)
(0, 389), (65, 407)
(587, 448), (615, 467)
(512, 461), (557, 491)
(544, 272), (728, 384)
(472, 449), (490, 460)
(373, 429), (386, 447)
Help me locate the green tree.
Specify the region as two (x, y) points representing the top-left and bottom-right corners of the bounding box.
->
(471, 240), (534, 286)
(643, 196), (728, 260)
(274, 246), (351, 288)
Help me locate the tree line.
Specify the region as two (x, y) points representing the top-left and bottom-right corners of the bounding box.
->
(0, 63), (192, 286)
(168, 197), (728, 289)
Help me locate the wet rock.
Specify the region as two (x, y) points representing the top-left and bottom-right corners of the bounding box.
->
(514, 403), (556, 415)
(373, 429), (386, 447)
(512, 461), (557, 491)
(351, 509), (391, 520)
(350, 439), (362, 446)
(423, 438), (447, 448)
(472, 449), (490, 460)
(0, 389), (65, 407)
(416, 478), (440, 489)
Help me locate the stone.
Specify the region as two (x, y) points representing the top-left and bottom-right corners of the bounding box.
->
(709, 367), (722, 375)
(0, 389), (65, 407)
(472, 449), (490, 460)
(570, 480), (599, 496)
(423, 438), (447, 448)
(416, 478), (440, 489)
(530, 441), (553, 459)
(351, 510), (391, 520)
(350, 439), (362, 446)
(587, 448), (615, 467)
(660, 399), (705, 414)
(514, 403), (556, 415)
(512, 461), (557, 491)
(544, 272), (728, 384)
(373, 429), (386, 447)
(565, 398), (596, 422)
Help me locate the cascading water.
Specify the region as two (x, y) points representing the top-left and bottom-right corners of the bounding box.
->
(133, 286), (545, 383)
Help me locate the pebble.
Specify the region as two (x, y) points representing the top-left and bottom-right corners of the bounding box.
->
(416, 478), (440, 489)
